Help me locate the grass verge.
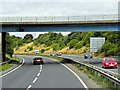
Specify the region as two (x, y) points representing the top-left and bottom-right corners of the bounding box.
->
(0, 64), (13, 72)
(0, 54), (22, 72)
(6, 54), (21, 62)
(75, 64), (120, 89)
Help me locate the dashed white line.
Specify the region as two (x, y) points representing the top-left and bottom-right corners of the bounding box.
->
(33, 77), (38, 83)
(40, 65), (42, 70)
(27, 64), (43, 89)
(37, 72), (41, 77)
(26, 85), (32, 90)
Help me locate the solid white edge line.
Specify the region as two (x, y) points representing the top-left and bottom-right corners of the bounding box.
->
(32, 77), (38, 83)
(44, 57), (88, 89)
(0, 58), (25, 77)
(61, 63), (88, 90)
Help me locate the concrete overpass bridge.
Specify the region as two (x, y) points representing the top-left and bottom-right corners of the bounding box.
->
(0, 14), (119, 32)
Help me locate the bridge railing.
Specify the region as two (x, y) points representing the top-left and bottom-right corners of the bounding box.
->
(0, 14), (118, 22)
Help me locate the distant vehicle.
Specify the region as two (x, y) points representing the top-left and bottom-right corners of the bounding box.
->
(102, 57), (118, 69)
(33, 57), (44, 65)
(84, 52), (92, 59)
(56, 52), (62, 56)
(34, 50), (40, 54)
(50, 52), (62, 56)
(50, 52), (56, 56)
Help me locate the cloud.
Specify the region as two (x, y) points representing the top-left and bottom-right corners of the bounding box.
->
(0, 2), (118, 16)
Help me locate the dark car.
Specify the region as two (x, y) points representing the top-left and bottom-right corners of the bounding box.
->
(84, 52), (92, 59)
(102, 57), (118, 69)
(33, 57), (44, 65)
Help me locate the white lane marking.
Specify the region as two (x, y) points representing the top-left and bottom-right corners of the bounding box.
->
(61, 63), (88, 90)
(32, 77), (38, 83)
(26, 85), (32, 90)
(40, 65), (42, 70)
(44, 57), (88, 89)
(0, 58), (25, 77)
(39, 69), (42, 72)
(37, 72), (41, 77)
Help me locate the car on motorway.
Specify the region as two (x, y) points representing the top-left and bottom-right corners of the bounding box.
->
(50, 52), (62, 57)
(84, 52), (92, 59)
(102, 57), (118, 69)
(33, 57), (44, 65)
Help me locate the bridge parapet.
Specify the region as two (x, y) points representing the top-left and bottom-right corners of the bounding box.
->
(0, 14), (119, 23)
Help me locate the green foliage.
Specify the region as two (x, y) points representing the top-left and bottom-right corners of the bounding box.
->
(51, 43), (60, 51)
(74, 41), (84, 49)
(41, 49), (45, 53)
(46, 48), (50, 51)
(67, 39), (78, 49)
(23, 34), (33, 43)
(7, 32), (120, 57)
(27, 46), (33, 51)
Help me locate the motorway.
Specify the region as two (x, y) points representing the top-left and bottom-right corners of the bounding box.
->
(2, 55), (87, 89)
(62, 55), (119, 74)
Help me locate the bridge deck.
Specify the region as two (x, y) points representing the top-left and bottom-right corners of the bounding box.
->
(0, 20), (119, 25)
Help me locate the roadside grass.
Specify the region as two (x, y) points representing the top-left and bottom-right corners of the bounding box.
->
(0, 64), (13, 72)
(75, 64), (120, 89)
(6, 54), (21, 62)
(0, 54), (22, 72)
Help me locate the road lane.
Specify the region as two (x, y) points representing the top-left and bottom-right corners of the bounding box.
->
(32, 57), (84, 88)
(2, 55), (40, 88)
(2, 55), (86, 89)
(62, 55), (119, 74)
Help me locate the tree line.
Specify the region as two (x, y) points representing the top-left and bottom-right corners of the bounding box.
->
(6, 32), (120, 57)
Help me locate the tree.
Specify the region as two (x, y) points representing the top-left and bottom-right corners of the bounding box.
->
(67, 39), (78, 49)
(23, 34), (33, 43)
(6, 33), (14, 57)
(75, 41), (84, 49)
(52, 43), (60, 51)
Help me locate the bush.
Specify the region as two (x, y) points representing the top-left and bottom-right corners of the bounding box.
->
(27, 46), (33, 51)
(41, 49), (45, 53)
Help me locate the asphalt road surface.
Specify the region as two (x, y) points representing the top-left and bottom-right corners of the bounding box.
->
(2, 55), (87, 89)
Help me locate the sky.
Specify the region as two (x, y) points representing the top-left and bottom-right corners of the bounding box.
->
(0, 0), (119, 16)
(9, 32), (71, 38)
(2, 0), (119, 37)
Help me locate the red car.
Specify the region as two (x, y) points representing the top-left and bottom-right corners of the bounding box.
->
(102, 57), (118, 69)
(33, 57), (44, 65)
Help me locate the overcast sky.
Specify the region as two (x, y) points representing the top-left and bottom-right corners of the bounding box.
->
(0, 0), (119, 16)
